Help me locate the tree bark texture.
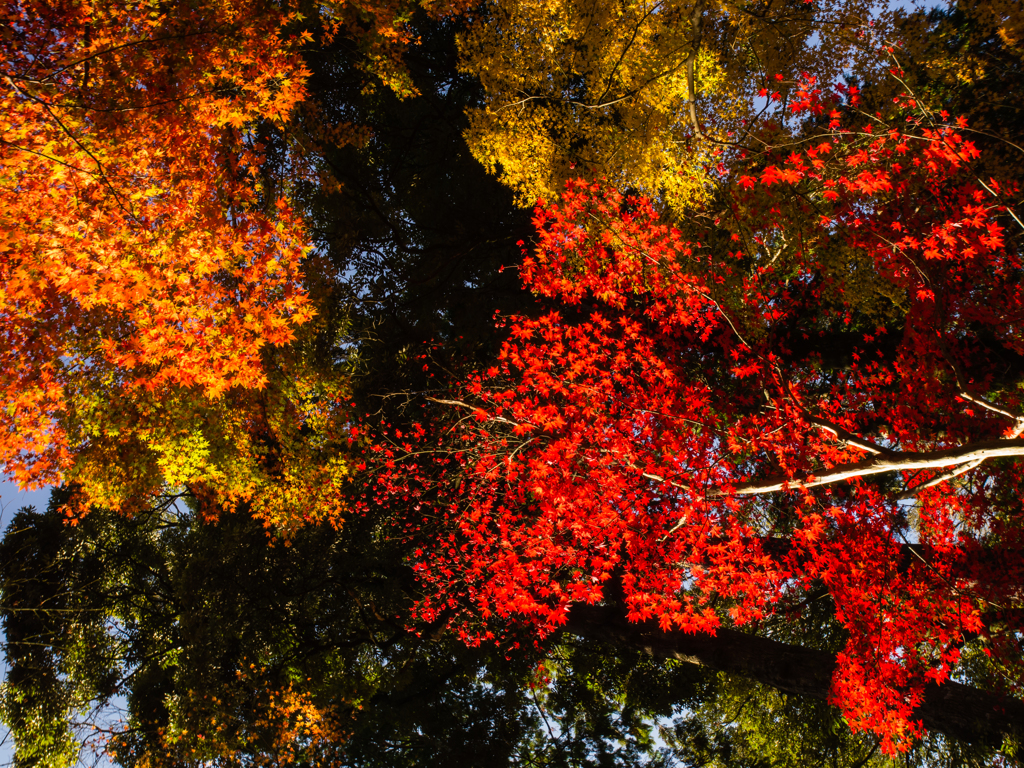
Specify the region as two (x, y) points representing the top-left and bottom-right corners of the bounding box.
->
(721, 438), (1024, 496)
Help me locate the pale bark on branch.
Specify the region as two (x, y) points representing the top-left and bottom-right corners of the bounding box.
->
(718, 438), (1024, 496)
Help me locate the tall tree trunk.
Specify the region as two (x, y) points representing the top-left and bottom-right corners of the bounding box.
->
(564, 603), (1024, 745)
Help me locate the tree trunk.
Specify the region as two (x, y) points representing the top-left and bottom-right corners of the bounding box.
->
(564, 603), (1024, 745)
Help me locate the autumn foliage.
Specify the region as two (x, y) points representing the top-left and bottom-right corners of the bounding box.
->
(4, 0), (1024, 761)
(379, 82), (1024, 752)
(458, 0), (887, 211)
(0, 0), (318, 499)
(112, 663), (352, 768)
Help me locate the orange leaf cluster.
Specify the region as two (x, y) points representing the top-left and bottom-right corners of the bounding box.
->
(0, 0), (314, 490)
(115, 663), (353, 767)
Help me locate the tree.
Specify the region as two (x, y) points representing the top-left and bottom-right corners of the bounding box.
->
(379, 87), (1024, 754)
(455, 0), (889, 211)
(0, 489), (499, 766)
(888, 0), (1024, 189)
(293, 9), (535, 383)
(0, 0), (488, 522)
(0, 489), (702, 768)
(0, 0), (317, 509)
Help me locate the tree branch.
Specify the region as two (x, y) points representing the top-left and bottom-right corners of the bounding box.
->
(718, 438), (1024, 496)
(807, 415), (894, 455)
(684, 2), (705, 141)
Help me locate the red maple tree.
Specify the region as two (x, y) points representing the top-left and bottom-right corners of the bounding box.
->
(378, 78), (1024, 752)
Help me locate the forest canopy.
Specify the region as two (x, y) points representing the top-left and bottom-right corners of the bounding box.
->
(2, 0), (1024, 765)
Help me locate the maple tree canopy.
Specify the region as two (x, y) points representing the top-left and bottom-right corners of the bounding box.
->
(379, 84), (1024, 752)
(458, 0), (887, 212)
(2, 0), (1024, 764)
(0, 0), (474, 519)
(0, 0), (315, 504)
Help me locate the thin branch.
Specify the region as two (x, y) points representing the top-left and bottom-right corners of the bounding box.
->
(899, 458), (983, 500)
(6, 76), (136, 219)
(935, 334), (1024, 435)
(806, 415), (894, 456)
(33, 30), (213, 84)
(684, 2), (705, 141)
(424, 396), (521, 427)
(0, 139), (100, 176)
(976, 177), (1024, 233)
